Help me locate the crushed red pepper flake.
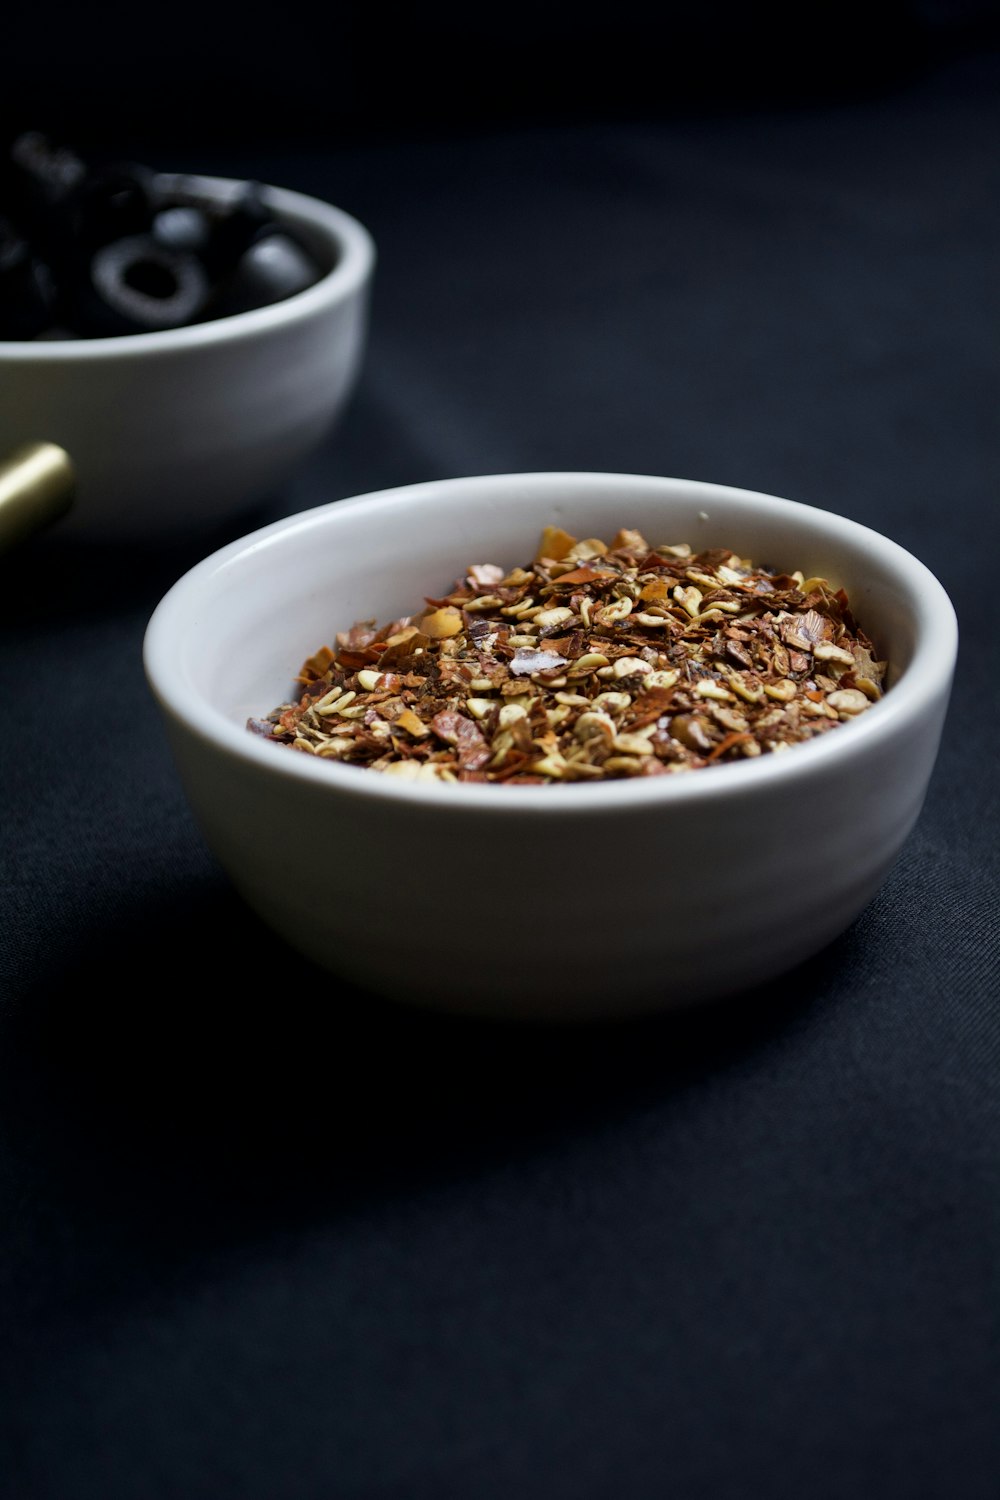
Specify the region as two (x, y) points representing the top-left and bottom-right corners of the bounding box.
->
(251, 526), (887, 784)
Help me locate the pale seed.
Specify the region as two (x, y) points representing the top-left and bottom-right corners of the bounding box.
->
(316, 690), (357, 716)
(566, 657), (614, 681)
(466, 699), (496, 720)
(695, 680), (735, 702)
(565, 538), (608, 562)
(674, 585), (702, 617)
(380, 759), (422, 779)
(575, 712), (616, 742)
(595, 597), (633, 624)
(533, 606), (575, 630)
(813, 641), (856, 666)
(530, 754), (568, 778)
(726, 672), (765, 703)
(312, 687), (346, 712)
(612, 733), (655, 756)
(602, 755), (644, 774)
(827, 688), (871, 716)
(612, 657), (653, 679)
(316, 737), (355, 757)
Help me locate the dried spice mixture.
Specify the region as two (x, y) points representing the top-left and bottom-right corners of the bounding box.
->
(249, 526), (887, 785)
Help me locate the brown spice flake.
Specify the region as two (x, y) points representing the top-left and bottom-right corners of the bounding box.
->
(251, 526), (887, 783)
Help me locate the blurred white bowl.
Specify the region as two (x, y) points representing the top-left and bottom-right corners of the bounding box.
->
(144, 472), (957, 1020)
(0, 174), (375, 539)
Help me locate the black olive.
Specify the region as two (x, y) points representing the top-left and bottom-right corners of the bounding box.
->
(152, 205), (211, 253)
(0, 219), (57, 339)
(70, 162), (155, 252)
(72, 235), (209, 335)
(1, 137), (328, 338)
(3, 131), (85, 210)
(2, 131), (86, 262)
(199, 180), (274, 278)
(207, 231), (322, 318)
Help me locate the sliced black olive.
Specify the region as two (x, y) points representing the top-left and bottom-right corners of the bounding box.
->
(152, 205), (211, 252)
(199, 180), (274, 278)
(70, 162), (155, 252)
(207, 231), (322, 318)
(2, 131), (86, 263)
(73, 235), (209, 335)
(1, 137), (327, 338)
(0, 219), (57, 339)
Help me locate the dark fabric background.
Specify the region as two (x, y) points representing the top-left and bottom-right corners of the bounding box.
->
(1, 41), (999, 1500)
(3, 0), (999, 141)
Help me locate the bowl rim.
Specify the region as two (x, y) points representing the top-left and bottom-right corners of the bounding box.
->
(144, 471), (959, 816)
(0, 173), (375, 360)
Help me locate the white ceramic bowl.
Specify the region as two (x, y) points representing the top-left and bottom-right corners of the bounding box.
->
(0, 174), (375, 539)
(144, 472), (957, 1020)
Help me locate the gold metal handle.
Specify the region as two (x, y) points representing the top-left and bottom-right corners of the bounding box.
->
(0, 442), (76, 552)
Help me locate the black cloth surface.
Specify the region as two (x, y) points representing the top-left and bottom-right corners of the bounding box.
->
(2, 55), (999, 1500)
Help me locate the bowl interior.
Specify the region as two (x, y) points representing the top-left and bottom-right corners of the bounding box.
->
(153, 473), (952, 766)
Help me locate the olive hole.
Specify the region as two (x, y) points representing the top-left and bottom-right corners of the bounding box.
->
(123, 260), (178, 299)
